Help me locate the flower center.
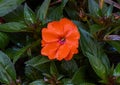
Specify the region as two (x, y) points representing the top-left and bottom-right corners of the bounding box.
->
(59, 37), (66, 44)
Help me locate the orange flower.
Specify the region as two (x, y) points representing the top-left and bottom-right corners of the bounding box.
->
(41, 18), (80, 61)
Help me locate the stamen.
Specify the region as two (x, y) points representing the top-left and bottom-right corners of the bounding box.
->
(59, 37), (66, 44)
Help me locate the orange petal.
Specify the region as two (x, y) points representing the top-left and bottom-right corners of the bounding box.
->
(60, 18), (77, 30)
(65, 24), (80, 39)
(64, 47), (78, 60)
(42, 28), (59, 43)
(47, 21), (64, 36)
(64, 52), (74, 60)
(48, 50), (57, 60)
(41, 40), (47, 47)
(66, 39), (79, 48)
(67, 31), (80, 39)
(41, 42), (60, 59)
(55, 44), (70, 61)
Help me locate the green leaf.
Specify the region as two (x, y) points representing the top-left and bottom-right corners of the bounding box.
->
(113, 63), (120, 83)
(90, 24), (102, 34)
(62, 78), (73, 85)
(50, 61), (59, 76)
(75, 21), (110, 81)
(0, 22), (27, 32)
(72, 66), (86, 84)
(0, 32), (9, 49)
(105, 5), (113, 17)
(65, 6), (78, 20)
(24, 4), (36, 25)
(5, 48), (18, 59)
(61, 0), (69, 7)
(86, 52), (107, 80)
(13, 45), (30, 64)
(26, 56), (50, 66)
(13, 39), (41, 63)
(61, 59), (78, 76)
(88, 0), (99, 16)
(117, 0), (120, 3)
(64, 0), (78, 20)
(4, 5), (24, 22)
(37, 0), (51, 21)
(114, 63), (120, 77)
(7, 32), (27, 46)
(79, 83), (95, 85)
(47, 0), (68, 20)
(25, 56), (50, 73)
(0, 0), (25, 16)
(116, 77), (120, 83)
(25, 66), (43, 81)
(108, 41), (120, 53)
(0, 51), (16, 84)
(29, 80), (46, 85)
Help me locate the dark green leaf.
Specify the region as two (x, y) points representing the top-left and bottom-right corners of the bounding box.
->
(75, 21), (110, 81)
(25, 56), (50, 73)
(0, 32), (9, 49)
(7, 32), (27, 46)
(72, 66), (86, 84)
(24, 4), (36, 25)
(62, 78), (73, 85)
(5, 48), (18, 59)
(25, 66), (43, 81)
(64, 0), (78, 20)
(90, 24), (102, 34)
(47, 0), (68, 20)
(61, 0), (68, 7)
(117, 0), (120, 3)
(4, 5), (24, 22)
(47, 6), (63, 20)
(88, 0), (99, 16)
(85, 52), (107, 80)
(29, 80), (46, 85)
(0, 0), (25, 16)
(13, 39), (41, 63)
(26, 56), (50, 66)
(50, 61), (59, 76)
(116, 77), (120, 83)
(105, 5), (113, 17)
(0, 22), (27, 32)
(108, 41), (120, 53)
(13, 45), (30, 64)
(0, 51), (16, 84)
(79, 83), (95, 85)
(61, 59), (78, 75)
(114, 63), (120, 77)
(37, 0), (51, 21)
(65, 6), (78, 20)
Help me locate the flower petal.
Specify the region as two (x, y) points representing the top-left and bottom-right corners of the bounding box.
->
(56, 44), (70, 61)
(65, 24), (80, 39)
(41, 42), (60, 59)
(64, 47), (78, 60)
(48, 50), (57, 60)
(47, 21), (64, 36)
(42, 28), (59, 42)
(66, 39), (79, 48)
(41, 18), (80, 61)
(60, 18), (77, 30)
(41, 40), (46, 47)
(64, 52), (73, 60)
(66, 33), (80, 47)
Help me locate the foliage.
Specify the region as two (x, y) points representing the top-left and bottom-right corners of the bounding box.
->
(0, 0), (120, 85)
